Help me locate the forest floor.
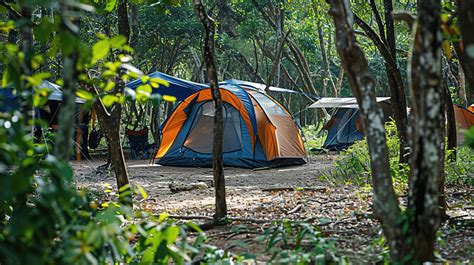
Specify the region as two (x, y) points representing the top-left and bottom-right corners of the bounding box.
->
(73, 154), (473, 263)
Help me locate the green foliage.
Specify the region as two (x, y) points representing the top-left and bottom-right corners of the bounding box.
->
(325, 122), (408, 193)
(0, 112), (199, 264)
(464, 126), (474, 149)
(326, 121), (474, 189)
(196, 221), (340, 264)
(445, 146), (474, 185)
(256, 221), (338, 264)
(303, 124), (327, 153)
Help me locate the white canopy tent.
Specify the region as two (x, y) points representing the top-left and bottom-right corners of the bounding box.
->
(38, 80), (86, 104)
(309, 97), (391, 109)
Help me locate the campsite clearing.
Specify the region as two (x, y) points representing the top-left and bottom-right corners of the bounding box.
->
(73, 155), (473, 262)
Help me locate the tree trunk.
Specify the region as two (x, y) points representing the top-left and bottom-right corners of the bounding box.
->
(407, 0), (444, 261)
(55, 54), (78, 161)
(316, 19), (337, 96)
(457, 0), (474, 102)
(458, 64), (468, 106)
(327, 0), (408, 260)
(383, 0), (410, 164)
(193, 0), (227, 223)
(355, 5), (409, 164)
(444, 62), (457, 161)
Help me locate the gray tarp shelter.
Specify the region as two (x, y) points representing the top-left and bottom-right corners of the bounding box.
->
(309, 97), (392, 150)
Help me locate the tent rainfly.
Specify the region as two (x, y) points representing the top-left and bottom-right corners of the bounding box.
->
(309, 97), (393, 150)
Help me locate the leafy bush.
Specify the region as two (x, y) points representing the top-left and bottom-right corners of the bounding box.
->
(326, 122), (403, 188)
(445, 146), (474, 185)
(303, 125), (328, 153)
(326, 121), (473, 189)
(0, 113), (204, 265)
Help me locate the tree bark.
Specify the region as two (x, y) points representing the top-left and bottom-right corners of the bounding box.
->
(193, 0), (227, 223)
(316, 19), (337, 96)
(407, 0), (444, 260)
(265, 30), (289, 93)
(327, 1), (407, 260)
(92, 0), (131, 205)
(458, 63), (468, 106)
(443, 60), (457, 161)
(383, 0), (410, 164)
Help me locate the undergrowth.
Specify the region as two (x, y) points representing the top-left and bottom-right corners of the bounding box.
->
(303, 125), (327, 153)
(320, 121), (474, 190)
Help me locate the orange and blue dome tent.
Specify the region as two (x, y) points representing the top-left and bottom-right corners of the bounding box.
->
(127, 73), (307, 168)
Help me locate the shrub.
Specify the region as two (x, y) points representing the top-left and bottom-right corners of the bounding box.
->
(326, 121), (473, 189)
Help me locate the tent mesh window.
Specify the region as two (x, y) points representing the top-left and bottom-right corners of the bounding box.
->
(184, 102), (243, 153)
(250, 92), (288, 116)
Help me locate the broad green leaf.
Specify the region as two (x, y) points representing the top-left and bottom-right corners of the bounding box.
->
(58, 31), (77, 56)
(157, 212), (169, 224)
(76, 89), (93, 100)
(105, 0), (118, 12)
(91, 39), (111, 64)
(162, 95), (177, 102)
(135, 184), (148, 200)
(27, 73), (51, 87)
(102, 94), (118, 107)
(33, 17), (55, 43)
(150, 77), (170, 87)
(110, 35), (127, 48)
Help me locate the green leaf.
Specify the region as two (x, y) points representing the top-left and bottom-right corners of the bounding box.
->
(76, 89), (93, 100)
(110, 35), (127, 48)
(157, 212), (169, 224)
(102, 94), (118, 107)
(135, 184), (148, 200)
(33, 17), (55, 43)
(162, 95), (177, 102)
(91, 39), (111, 64)
(136, 84), (152, 102)
(27, 73), (51, 87)
(58, 31), (77, 56)
(105, 0), (118, 12)
(150, 77), (170, 87)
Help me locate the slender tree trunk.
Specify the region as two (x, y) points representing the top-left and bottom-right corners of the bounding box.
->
(317, 20), (337, 97)
(93, 0), (132, 204)
(193, 0), (227, 223)
(444, 61), (457, 161)
(356, 3), (409, 164)
(407, 0), (444, 260)
(327, 1), (408, 260)
(457, 0), (474, 102)
(265, 30), (289, 93)
(336, 64), (344, 97)
(458, 64), (468, 106)
(383, 0), (409, 164)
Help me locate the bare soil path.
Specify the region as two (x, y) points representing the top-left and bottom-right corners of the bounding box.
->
(72, 155), (473, 262)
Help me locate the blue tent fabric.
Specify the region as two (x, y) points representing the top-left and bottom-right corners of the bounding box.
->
(126, 72), (208, 101)
(157, 85), (307, 168)
(0, 88), (20, 112)
(323, 108), (364, 151)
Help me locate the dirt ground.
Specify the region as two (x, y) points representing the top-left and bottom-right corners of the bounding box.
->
(73, 155), (473, 263)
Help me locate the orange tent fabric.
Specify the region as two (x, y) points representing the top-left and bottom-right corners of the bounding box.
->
(454, 105), (474, 129)
(468, 104), (474, 113)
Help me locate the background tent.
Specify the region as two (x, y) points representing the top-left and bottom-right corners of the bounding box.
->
(468, 104), (474, 113)
(454, 105), (474, 144)
(155, 83), (307, 168)
(309, 97), (392, 150)
(126, 71), (208, 101)
(0, 81), (90, 159)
